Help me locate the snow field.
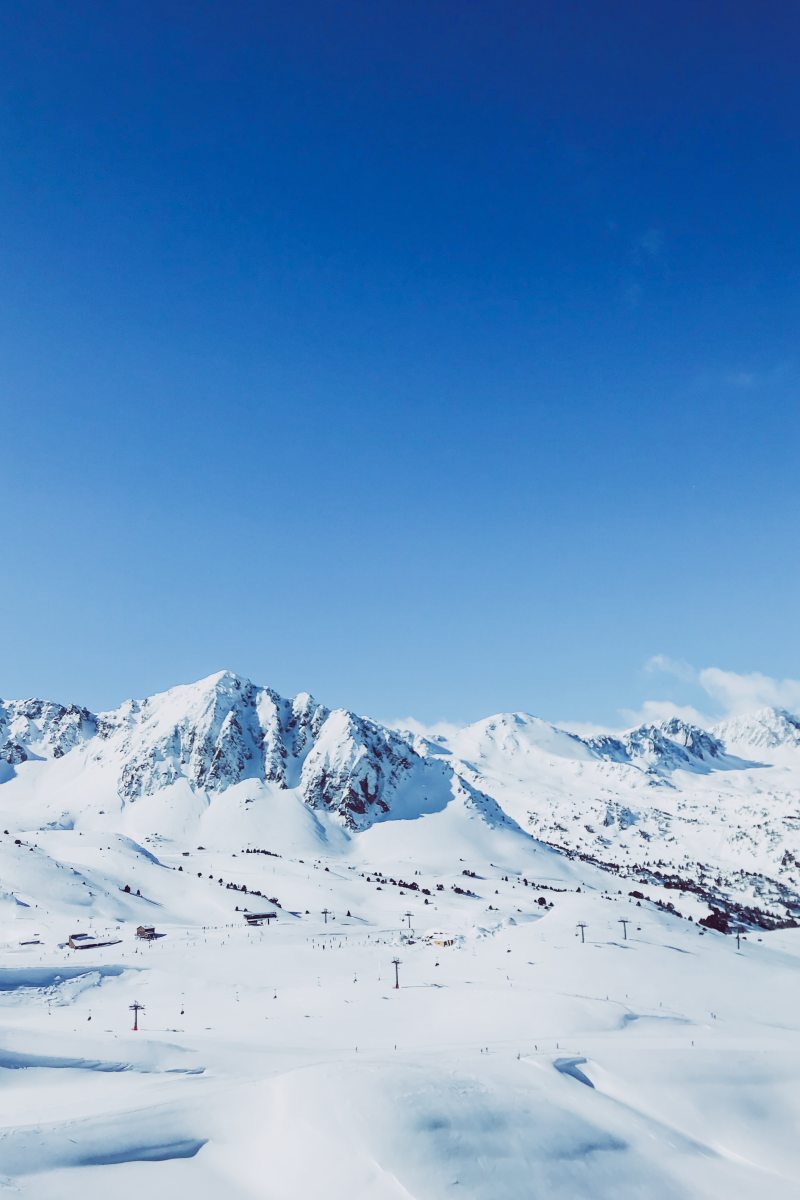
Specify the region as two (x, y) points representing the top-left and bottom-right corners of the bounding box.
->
(1, 820), (799, 1198)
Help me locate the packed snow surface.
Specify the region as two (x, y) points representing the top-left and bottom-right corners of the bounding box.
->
(1, 672), (799, 1198)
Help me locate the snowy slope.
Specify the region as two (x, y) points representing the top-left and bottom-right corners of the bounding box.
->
(2, 834), (799, 1200)
(2, 673), (800, 1197)
(401, 709), (800, 926)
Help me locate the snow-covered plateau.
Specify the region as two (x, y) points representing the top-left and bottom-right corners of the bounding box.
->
(1, 670), (799, 1198)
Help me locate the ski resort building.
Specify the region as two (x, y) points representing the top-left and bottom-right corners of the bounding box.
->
(425, 932), (456, 947)
(67, 932), (122, 950)
(244, 912), (277, 926)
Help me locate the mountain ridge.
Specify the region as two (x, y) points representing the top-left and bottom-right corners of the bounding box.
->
(0, 670), (514, 837)
(2, 671), (799, 927)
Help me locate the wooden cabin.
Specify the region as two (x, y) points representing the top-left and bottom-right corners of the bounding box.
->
(135, 925), (158, 940)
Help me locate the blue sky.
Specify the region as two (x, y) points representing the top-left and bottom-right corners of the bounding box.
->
(2, 2), (799, 725)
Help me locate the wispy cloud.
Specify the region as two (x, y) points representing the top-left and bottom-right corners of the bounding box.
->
(697, 667), (800, 716)
(633, 227), (664, 262)
(394, 661), (800, 741)
(619, 225), (666, 307)
(725, 370), (757, 389)
(644, 654), (696, 683)
(628, 657), (800, 728)
(620, 698), (711, 728)
(387, 716), (463, 742)
(691, 360), (794, 396)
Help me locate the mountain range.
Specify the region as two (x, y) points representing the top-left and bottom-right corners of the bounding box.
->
(2, 670), (798, 928)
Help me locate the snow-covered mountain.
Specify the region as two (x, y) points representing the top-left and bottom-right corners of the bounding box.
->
(0, 671), (509, 839)
(0, 698), (96, 765)
(1, 672), (799, 927)
(404, 707), (800, 927)
(712, 707), (800, 751)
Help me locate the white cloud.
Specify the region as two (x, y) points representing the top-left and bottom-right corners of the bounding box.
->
(620, 699), (712, 729)
(387, 716), (463, 742)
(697, 667), (800, 716)
(632, 657), (800, 726)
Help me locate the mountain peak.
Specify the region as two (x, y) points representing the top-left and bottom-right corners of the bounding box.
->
(447, 710), (593, 764)
(712, 706), (800, 750)
(188, 669), (255, 694)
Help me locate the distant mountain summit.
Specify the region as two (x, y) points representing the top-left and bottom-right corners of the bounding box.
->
(395, 703), (800, 927)
(410, 709), (734, 778)
(712, 707), (800, 751)
(587, 718), (728, 774)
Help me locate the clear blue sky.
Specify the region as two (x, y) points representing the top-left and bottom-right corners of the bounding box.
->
(2, 2), (798, 725)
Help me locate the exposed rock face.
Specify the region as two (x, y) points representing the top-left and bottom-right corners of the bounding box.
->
(300, 710), (412, 827)
(0, 699), (96, 764)
(588, 719), (726, 775)
(0, 672), (474, 832)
